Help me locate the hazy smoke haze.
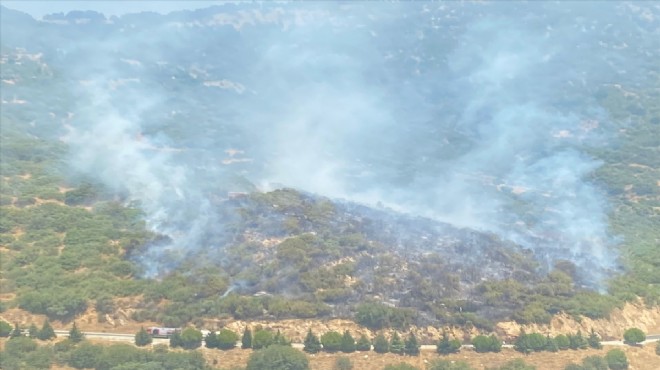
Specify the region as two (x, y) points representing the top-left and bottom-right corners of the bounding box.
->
(12, 1), (657, 283)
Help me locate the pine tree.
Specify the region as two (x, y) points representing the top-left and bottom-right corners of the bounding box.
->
(169, 331), (183, 348)
(37, 320), (56, 340)
(373, 333), (389, 353)
(9, 323), (23, 339)
(389, 332), (405, 355)
(514, 329), (530, 354)
(356, 334), (371, 351)
(574, 330), (588, 350)
(303, 329), (322, 354)
(340, 330), (356, 353)
(273, 329), (291, 346)
(241, 327), (252, 349)
(68, 322), (84, 343)
(27, 323), (39, 338)
(437, 330), (461, 355)
(404, 331), (420, 356)
(205, 331), (218, 349)
(588, 328), (602, 349)
(545, 334), (559, 352)
(135, 327), (153, 347)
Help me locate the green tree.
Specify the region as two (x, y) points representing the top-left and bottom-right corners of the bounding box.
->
(135, 327), (153, 347)
(10, 323), (23, 338)
(545, 334), (558, 352)
(555, 334), (570, 350)
(514, 329), (530, 354)
(37, 319), (56, 341)
(437, 330), (461, 355)
(356, 333), (371, 351)
(373, 333), (389, 353)
(303, 329), (322, 354)
(581, 355), (608, 370)
(605, 349), (628, 370)
(246, 345), (309, 370)
(321, 331), (343, 352)
(656, 340), (660, 356)
(404, 331), (420, 356)
(68, 322), (84, 343)
(217, 329), (239, 350)
(527, 333), (547, 352)
(68, 342), (103, 369)
(340, 330), (356, 353)
(569, 331), (588, 350)
(389, 331), (405, 355)
(588, 328), (602, 349)
(28, 323), (39, 338)
(170, 331), (183, 348)
(334, 356), (353, 370)
(622, 328), (645, 345)
(252, 329), (274, 349)
(0, 320), (12, 337)
(472, 334), (501, 353)
(180, 327), (203, 350)
(241, 327), (253, 349)
(205, 331), (219, 349)
(273, 329), (290, 346)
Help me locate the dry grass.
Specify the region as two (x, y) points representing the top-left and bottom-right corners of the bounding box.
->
(202, 345), (660, 370)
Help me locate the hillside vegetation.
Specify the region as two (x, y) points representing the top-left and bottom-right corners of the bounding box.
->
(0, 2), (659, 336)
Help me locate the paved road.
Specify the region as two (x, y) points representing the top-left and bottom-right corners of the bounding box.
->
(51, 330), (660, 349)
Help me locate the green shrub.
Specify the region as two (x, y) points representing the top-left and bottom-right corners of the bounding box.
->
(252, 329), (274, 349)
(622, 328), (645, 344)
(373, 333), (389, 353)
(605, 349), (628, 370)
(321, 331), (342, 352)
(246, 345), (309, 370)
(428, 359), (474, 370)
(389, 331), (405, 355)
(334, 356), (353, 370)
(0, 320), (12, 337)
(303, 329), (321, 353)
(217, 329), (239, 350)
(134, 327), (152, 347)
(340, 330), (356, 353)
(472, 334), (501, 353)
(356, 333), (371, 351)
(437, 330), (461, 354)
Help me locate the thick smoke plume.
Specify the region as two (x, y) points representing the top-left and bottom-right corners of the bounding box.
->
(38, 2), (657, 282)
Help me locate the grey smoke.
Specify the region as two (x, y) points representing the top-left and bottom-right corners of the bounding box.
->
(49, 2), (658, 282)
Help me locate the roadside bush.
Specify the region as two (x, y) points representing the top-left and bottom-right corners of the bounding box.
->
(340, 330), (356, 353)
(321, 331), (342, 352)
(437, 330), (461, 354)
(303, 329), (321, 353)
(555, 334), (570, 350)
(217, 329), (239, 350)
(0, 320), (12, 336)
(472, 334), (501, 353)
(252, 329), (274, 349)
(389, 331), (405, 355)
(384, 363), (419, 370)
(356, 333), (371, 351)
(373, 333), (389, 353)
(135, 327), (152, 347)
(622, 328), (645, 345)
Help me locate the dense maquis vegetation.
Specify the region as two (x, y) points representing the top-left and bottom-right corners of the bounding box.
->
(0, 335), (210, 370)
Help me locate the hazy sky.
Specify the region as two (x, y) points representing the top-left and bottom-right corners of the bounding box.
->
(1, 0), (227, 18)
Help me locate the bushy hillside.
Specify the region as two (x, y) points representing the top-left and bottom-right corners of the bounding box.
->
(0, 1), (658, 332)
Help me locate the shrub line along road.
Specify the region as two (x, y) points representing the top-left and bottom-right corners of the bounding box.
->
(51, 330), (660, 349)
